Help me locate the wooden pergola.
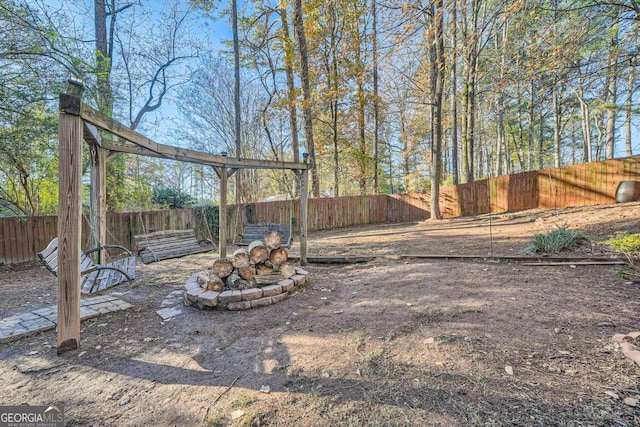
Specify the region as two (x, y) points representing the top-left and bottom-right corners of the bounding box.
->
(56, 81), (309, 354)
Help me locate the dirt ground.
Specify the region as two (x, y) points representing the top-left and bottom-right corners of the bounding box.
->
(2, 202), (640, 426)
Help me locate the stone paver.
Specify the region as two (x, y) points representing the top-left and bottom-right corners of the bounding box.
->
(156, 306), (182, 320)
(0, 296), (134, 344)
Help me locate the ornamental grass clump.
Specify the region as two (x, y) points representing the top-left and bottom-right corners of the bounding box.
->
(526, 226), (588, 255)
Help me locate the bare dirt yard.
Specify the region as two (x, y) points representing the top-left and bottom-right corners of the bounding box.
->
(2, 202), (640, 426)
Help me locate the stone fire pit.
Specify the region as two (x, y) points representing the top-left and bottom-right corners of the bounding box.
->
(183, 267), (309, 311)
(184, 233), (310, 310)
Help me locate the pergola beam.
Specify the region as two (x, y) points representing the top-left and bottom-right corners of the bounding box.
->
(81, 104), (308, 171)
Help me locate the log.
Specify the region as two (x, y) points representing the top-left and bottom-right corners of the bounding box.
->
(238, 266), (256, 281)
(279, 263), (296, 279)
(232, 248), (251, 269)
(226, 272), (249, 290)
(212, 258), (234, 278)
(197, 269), (224, 292)
(250, 273), (286, 287)
(249, 240), (269, 264)
(256, 263), (274, 275)
(269, 248), (288, 267)
(264, 231), (282, 250)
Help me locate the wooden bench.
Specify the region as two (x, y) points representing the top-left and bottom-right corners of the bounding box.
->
(134, 229), (215, 264)
(234, 222), (293, 248)
(37, 238), (136, 294)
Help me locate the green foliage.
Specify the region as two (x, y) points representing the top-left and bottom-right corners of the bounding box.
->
(193, 204), (234, 241)
(0, 106), (59, 216)
(601, 232), (640, 257)
(245, 204), (256, 223)
(106, 154), (126, 212)
(152, 187), (195, 209)
(526, 226), (588, 255)
(601, 233), (640, 281)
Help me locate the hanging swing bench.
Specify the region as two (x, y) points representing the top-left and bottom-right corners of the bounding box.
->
(38, 238), (135, 294)
(234, 221), (294, 249)
(134, 229), (215, 264)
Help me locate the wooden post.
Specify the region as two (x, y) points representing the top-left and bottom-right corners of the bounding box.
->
(218, 165), (228, 259)
(57, 84), (84, 354)
(300, 159), (309, 266)
(89, 142), (106, 261)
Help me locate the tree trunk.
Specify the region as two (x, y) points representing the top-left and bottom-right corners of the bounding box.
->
(626, 64), (635, 157)
(269, 247), (288, 266)
(279, 2), (301, 194)
(249, 240), (269, 264)
(232, 248), (251, 269)
(450, 0), (459, 184)
(294, 0), (319, 197)
(226, 272), (249, 290)
(577, 74), (592, 162)
(238, 266), (256, 281)
(605, 25), (619, 159)
(372, 0), (379, 194)
(256, 263), (275, 275)
(232, 0), (242, 204)
(429, 0), (445, 220)
(279, 263), (296, 278)
(264, 231), (283, 250)
(495, 26), (507, 177)
(251, 274), (285, 287)
(213, 258), (234, 278)
(528, 80), (535, 170)
(553, 85), (562, 168)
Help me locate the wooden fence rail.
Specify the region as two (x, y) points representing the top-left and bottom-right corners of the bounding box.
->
(2, 155), (640, 265)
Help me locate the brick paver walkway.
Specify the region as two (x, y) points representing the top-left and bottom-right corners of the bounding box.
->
(0, 295), (133, 344)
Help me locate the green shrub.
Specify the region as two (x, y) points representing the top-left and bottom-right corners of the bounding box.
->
(601, 232), (640, 257)
(526, 226), (588, 255)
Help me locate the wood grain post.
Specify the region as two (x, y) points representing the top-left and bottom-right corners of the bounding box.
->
(218, 165), (227, 259)
(57, 90), (84, 354)
(300, 166), (309, 266)
(89, 141), (106, 262)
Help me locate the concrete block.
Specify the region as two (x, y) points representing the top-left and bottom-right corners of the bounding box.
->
(278, 279), (295, 292)
(80, 307), (100, 320)
(250, 297), (273, 309)
(20, 318), (55, 332)
(271, 293), (288, 304)
(218, 290), (242, 304)
(185, 287), (205, 303)
(261, 284), (283, 297)
(291, 274), (307, 287)
(198, 291), (220, 307)
(294, 267), (310, 276)
(0, 326), (29, 344)
(241, 288), (263, 301)
(227, 301), (252, 311)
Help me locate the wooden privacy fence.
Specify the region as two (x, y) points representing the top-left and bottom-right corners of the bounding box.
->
(434, 156), (640, 217)
(0, 196), (429, 265)
(2, 155), (640, 265)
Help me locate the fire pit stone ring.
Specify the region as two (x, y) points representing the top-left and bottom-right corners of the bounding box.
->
(183, 267), (310, 311)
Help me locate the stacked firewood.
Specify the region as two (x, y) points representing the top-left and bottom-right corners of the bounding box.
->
(197, 231), (296, 291)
